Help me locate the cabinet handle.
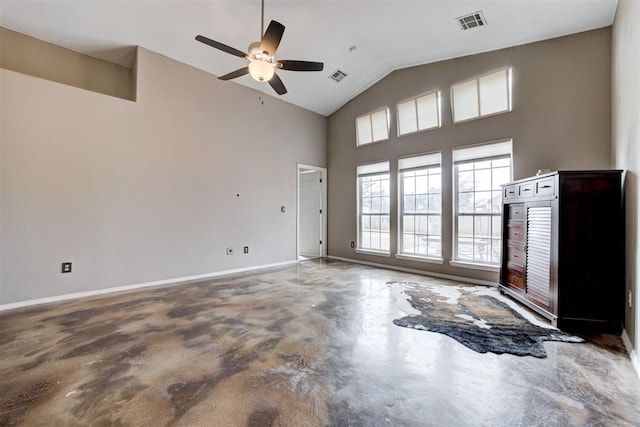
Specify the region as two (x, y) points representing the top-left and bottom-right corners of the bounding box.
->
(541, 185), (552, 189)
(513, 277), (519, 282)
(513, 232), (519, 236)
(522, 188), (531, 192)
(514, 254), (519, 258)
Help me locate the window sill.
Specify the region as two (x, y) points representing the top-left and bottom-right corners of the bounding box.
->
(355, 249), (391, 258)
(449, 260), (499, 272)
(395, 254), (444, 264)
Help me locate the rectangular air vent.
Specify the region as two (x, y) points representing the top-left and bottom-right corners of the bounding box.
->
(329, 69), (347, 82)
(456, 11), (486, 30)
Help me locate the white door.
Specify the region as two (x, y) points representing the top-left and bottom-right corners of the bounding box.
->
(298, 169), (322, 258)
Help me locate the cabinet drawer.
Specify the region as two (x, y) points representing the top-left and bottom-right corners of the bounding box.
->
(535, 177), (555, 197)
(508, 204), (525, 220)
(504, 185), (517, 200)
(507, 225), (525, 243)
(518, 182), (534, 197)
(508, 245), (525, 266)
(507, 269), (525, 290)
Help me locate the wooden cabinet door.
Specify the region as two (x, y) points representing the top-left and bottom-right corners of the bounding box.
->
(525, 203), (552, 310)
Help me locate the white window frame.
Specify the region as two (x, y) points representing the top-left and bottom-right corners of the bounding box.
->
(356, 108), (390, 146)
(451, 140), (513, 270)
(396, 152), (443, 263)
(396, 91), (441, 137)
(356, 161), (391, 256)
(451, 67), (513, 124)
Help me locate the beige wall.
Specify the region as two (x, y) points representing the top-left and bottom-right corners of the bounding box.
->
(0, 27), (135, 101)
(0, 46), (326, 305)
(327, 28), (612, 283)
(612, 0), (640, 357)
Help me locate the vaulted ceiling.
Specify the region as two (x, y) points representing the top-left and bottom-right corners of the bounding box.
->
(0, 0), (618, 116)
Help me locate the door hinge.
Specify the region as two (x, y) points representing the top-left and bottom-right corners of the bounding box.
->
(319, 209), (323, 214)
(319, 240), (323, 245)
(320, 178), (323, 183)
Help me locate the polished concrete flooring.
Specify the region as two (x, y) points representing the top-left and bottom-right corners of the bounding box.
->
(1, 259), (639, 426)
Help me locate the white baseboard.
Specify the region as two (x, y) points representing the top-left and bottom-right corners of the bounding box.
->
(0, 260), (298, 312)
(621, 329), (640, 379)
(327, 255), (498, 287)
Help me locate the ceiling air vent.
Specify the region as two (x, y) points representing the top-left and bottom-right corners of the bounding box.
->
(456, 11), (487, 30)
(329, 69), (348, 82)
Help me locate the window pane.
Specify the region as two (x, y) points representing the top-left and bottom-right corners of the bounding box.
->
(429, 173), (441, 193)
(428, 194), (441, 213)
(428, 215), (441, 235)
(398, 100), (417, 135)
(459, 192), (473, 213)
(381, 215), (390, 232)
(492, 166), (511, 189)
(479, 69), (509, 116)
(356, 116), (372, 145)
(417, 93), (439, 130)
(416, 174), (429, 194)
(492, 216), (502, 239)
(403, 215), (415, 233)
(452, 79), (479, 122)
(417, 215), (429, 234)
(458, 216), (473, 238)
(474, 239), (490, 262)
(361, 231), (371, 248)
(475, 169), (492, 191)
(475, 191), (492, 212)
(361, 215), (370, 231)
(403, 234), (415, 253)
(491, 191), (502, 213)
(416, 195), (428, 213)
(458, 171), (474, 192)
(404, 175), (416, 195)
(362, 197), (371, 213)
(380, 231), (390, 251)
(404, 195), (416, 213)
(474, 216), (491, 238)
(371, 109), (389, 142)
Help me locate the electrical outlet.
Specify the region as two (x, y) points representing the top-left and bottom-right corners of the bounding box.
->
(226, 247), (234, 255)
(244, 246), (249, 254)
(350, 241), (355, 248)
(61, 262), (72, 273)
(629, 290), (633, 309)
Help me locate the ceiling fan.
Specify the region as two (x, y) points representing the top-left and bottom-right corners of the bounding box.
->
(195, 0), (324, 96)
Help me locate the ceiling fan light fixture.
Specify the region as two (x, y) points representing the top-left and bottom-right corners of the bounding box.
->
(249, 59), (275, 82)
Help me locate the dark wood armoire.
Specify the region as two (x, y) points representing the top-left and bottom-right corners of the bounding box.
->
(499, 170), (624, 332)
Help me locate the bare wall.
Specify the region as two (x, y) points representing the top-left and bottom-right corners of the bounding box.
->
(612, 0), (640, 357)
(0, 47), (326, 305)
(327, 28), (612, 282)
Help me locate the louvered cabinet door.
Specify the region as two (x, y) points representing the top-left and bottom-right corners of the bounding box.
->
(525, 204), (552, 310)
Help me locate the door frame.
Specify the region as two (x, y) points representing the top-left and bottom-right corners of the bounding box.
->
(296, 163), (327, 259)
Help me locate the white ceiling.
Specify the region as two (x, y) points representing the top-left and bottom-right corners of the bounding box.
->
(0, 0), (618, 116)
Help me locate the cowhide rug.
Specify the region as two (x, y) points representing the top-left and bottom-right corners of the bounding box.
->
(389, 281), (583, 358)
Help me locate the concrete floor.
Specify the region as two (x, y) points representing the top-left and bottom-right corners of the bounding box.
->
(1, 259), (639, 426)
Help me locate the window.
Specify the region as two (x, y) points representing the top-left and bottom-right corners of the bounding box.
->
(451, 68), (512, 123)
(397, 91), (441, 136)
(356, 108), (390, 146)
(398, 153), (442, 259)
(357, 161), (390, 253)
(453, 140), (512, 266)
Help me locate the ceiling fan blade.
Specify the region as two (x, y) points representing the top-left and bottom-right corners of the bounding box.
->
(278, 60), (324, 72)
(268, 73), (287, 95)
(195, 35), (247, 59)
(218, 67), (250, 81)
(260, 20), (285, 56)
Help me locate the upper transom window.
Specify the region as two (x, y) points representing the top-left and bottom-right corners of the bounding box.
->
(451, 68), (512, 123)
(397, 91), (441, 136)
(356, 108), (390, 146)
